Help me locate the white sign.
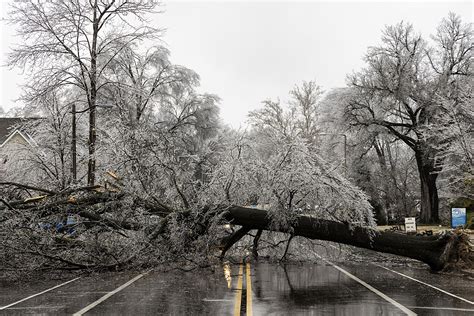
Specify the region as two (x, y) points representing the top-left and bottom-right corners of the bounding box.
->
(405, 217), (417, 233)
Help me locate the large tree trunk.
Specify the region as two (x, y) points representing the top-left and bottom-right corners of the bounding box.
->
(223, 206), (470, 271)
(419, 170), (439, 223)
(415, 152), (440, 223)
(373, 139), (390, 225)
(87, 0), (99, 186)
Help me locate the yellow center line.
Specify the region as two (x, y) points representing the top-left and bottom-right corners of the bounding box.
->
(233, 264), (244, 316)
(246, 262), (253, 316)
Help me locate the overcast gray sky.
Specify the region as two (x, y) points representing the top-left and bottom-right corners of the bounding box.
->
(1, 1), (472, 127)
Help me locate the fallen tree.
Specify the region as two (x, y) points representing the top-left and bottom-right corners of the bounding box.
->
(221, 206), (473, 271)
(1, 187), (472, 273)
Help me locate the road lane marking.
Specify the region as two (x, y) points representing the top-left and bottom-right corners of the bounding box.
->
(202, 299), (233, 302)
(233, 264), (244, 316)
(315, 254), (416, 316)
(408, 306), (474, 312)
(0, 277), (81, 310)
(246, 262), (253, 316)
(326, 244), (474, 307)
(3, 306), (65, 310)
(72, 273), (147, 316)
(375, 264), (474, 305)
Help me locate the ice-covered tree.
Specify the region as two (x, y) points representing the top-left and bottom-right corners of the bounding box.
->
(3, 89), (87, 189)
(8, 0), (159, 185)
(423, 77), (473, 200)
(200, 83), (374, 260)
(103, 45), (200, 126)
(346, 13), (472, 223)
(320, 88), (420, 225)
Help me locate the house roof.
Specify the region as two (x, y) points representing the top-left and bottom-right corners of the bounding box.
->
(0, 117), (39, 146)
(0, 118), (24, 144)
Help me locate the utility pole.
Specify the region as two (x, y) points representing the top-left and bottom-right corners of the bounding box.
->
(71, 103), (77, 183)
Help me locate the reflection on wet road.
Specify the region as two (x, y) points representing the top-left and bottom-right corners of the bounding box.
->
(1, 249), (474, 315)
(251, 263), (407, 315)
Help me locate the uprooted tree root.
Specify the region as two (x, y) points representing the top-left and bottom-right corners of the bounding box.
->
(440, 231), (474, 272)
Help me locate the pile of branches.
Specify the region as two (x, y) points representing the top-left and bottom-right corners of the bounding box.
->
(0, 183), (144, 277)
(1, 182), (473, 280)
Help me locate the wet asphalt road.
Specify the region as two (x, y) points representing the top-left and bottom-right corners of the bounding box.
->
(1, 245), (474, 315)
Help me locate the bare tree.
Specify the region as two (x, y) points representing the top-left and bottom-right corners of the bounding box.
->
(346, 14), (472, 223)
(103, 45), (200, 126)
(424, 76), (473, 200)
(249, 80), (323, 141)
(289, 80), (322, 140)
(8, 0), (159, 185)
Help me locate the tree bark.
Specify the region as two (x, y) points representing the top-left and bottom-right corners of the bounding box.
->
(87, 0), (99, 186)
(219, 226), (252, 259)
(281, 234), (294, 261)
(252, 229), (263, 260)
(71, 103), (77, 183)
(415, 152), (440, 223)
(223, 206), (469, 271)
(373, 139), (389, 224)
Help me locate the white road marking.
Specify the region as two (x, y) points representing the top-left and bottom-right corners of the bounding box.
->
(3, 306), (65, 310)
(202, 298), (234, 302)
(72, 273), (147, 316)
(325, 244), (474, 308)
(375, 264), (474, 305)
(0, 277), (81, 310)
(408, 306), (474, 312)
(315, 254), (416, 316)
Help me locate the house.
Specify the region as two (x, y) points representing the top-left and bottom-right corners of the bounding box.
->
(0, 118), (37, 175)
(0, 118), (35, 148)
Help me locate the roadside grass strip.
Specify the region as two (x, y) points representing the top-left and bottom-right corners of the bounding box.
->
(72, 272), (148, 316)
(233, 264), (244, 316)
(315, 254), (417, 316)
(0, 277), (81, 310)
(375, 264), (474, 305)
(246, 262), (253, 316)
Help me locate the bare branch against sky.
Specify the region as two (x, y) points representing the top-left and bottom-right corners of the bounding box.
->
(1, 1), (472, 127)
